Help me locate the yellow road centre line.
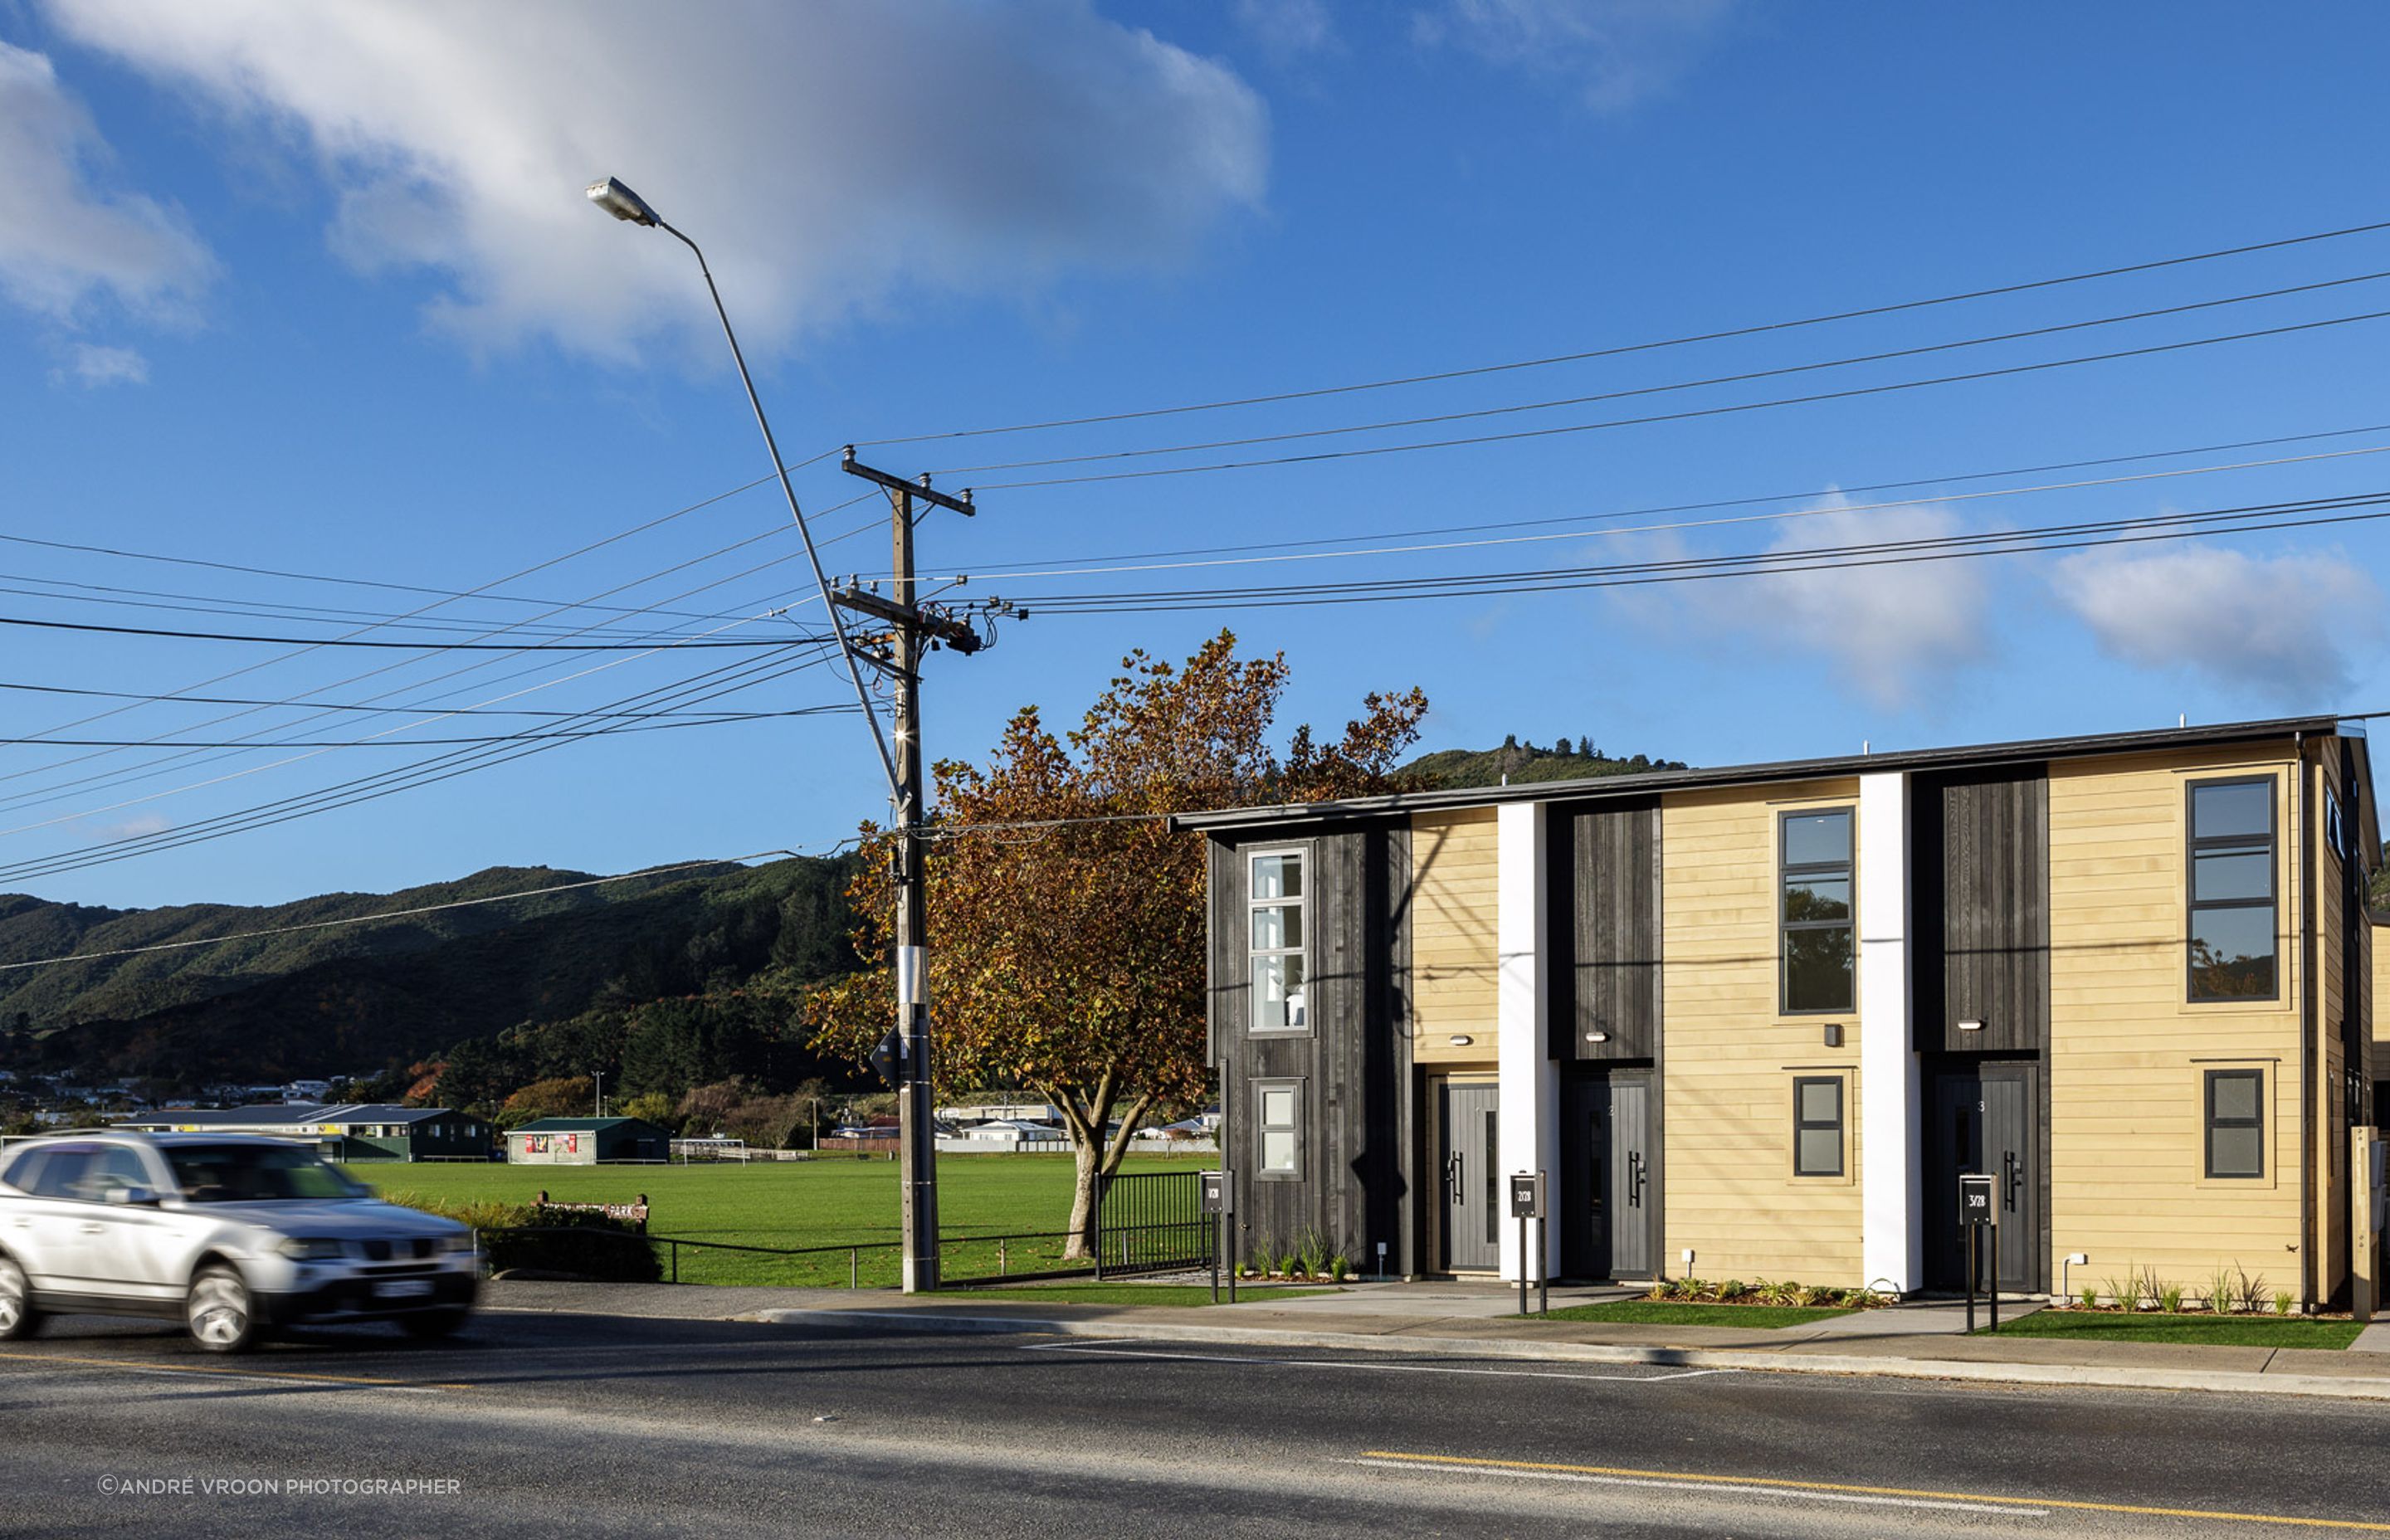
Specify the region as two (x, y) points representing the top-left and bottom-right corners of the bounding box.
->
(1360, 1450), (2390, 1533)
(0, 1349), (466, 1392)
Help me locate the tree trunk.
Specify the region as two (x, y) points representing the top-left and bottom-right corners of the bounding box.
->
(1048, 1073), (1116, 1260)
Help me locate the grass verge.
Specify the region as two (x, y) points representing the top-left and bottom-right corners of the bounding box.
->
(1530, 1301), (1855, 1328)
(947, 1284), (1334, 1307)
(1983, 1310), (2362, 1349)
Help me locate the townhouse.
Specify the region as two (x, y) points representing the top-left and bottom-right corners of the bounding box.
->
(1179, 715), (2378, 1306)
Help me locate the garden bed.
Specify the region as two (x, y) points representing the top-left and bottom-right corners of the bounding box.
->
(1535, 1300), (1854, 1328)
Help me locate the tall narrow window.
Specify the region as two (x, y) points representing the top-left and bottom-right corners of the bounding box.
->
(1256, 1079), (1302, 1179)
(1248, 848), (1308, 1032)
(2188, 778), (2276, 1001)
(2203, 1069), (2265, 1178)
(1781, 808), (1855, 1014)
(1792, 1076), (1845, 1177)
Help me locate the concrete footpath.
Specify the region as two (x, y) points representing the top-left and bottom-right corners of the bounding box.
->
(482, 1277), (2390, 1401)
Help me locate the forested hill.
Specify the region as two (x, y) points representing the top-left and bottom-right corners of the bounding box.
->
(1402, 734), (1687, 790)
(0, 856), (858, 1087)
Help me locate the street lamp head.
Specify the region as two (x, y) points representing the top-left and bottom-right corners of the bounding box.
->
(587, 177), (661, 227)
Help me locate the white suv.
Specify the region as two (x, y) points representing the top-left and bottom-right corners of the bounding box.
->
(0, 1132), (478, 1353)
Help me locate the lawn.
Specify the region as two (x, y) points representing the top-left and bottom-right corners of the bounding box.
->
(1984, 1310), (2363, 1350)
(345, 1152), (1213, 1289)
(1532, 1301), (1856, 1328)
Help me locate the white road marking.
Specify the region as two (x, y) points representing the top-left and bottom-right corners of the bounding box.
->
(1335, 1458), (2051, 1517)
(1017, 1340), (1735, 1382)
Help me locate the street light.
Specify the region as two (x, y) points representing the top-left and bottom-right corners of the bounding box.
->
(583, 177), (900, 802)
(587, 176), (936, 1292)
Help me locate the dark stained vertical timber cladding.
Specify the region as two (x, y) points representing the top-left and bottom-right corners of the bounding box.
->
(1549, 798), (1662, 1062)
(1212, 824), (1410, 1265)
(1914, 766), (2051, 1053)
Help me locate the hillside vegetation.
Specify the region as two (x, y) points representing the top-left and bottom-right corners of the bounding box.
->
(1402, 733), (1687, 790)
(0, 855), (858, 1089)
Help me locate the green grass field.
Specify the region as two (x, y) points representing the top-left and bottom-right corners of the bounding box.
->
(1532, 1301), (1856, 1328)
(346, 1153), (1214, 1289)
(1984, 1310), (2363, 1349)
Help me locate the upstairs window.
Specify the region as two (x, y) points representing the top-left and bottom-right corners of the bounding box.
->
(2188, 778), (2276, 1001)
(1781, 808), (1855, 1014)
(1248, 848), (1308, 1032)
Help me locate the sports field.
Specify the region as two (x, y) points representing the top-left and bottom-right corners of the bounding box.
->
(348, 1152), (1213, 1288)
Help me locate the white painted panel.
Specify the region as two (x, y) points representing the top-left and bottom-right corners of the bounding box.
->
(1859, 770), (1922, 1293)
(1497, 801), (1558, 1281)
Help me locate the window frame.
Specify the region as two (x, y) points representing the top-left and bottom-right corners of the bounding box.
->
(1252, 1077), (1305, 1182)
(1246, 845), (1312, 1037)
(1790, 1075), (1846, 1178)
(2202, 1067), (2266, 1181)
(2184, 776), (2280, 1005)
(1778, 807), (1856, 1016)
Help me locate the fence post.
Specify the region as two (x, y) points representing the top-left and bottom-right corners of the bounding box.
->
(1093, 1172), (1105, 1283)
(999, 1238), (1007, 1277)
(850, 1247), (858, 1289)
(671, 1240), (679, 1285)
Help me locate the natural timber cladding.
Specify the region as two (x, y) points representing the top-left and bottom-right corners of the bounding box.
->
(2046, 743), (2304, 1292)
(1409, 808), (1499, 1065)
(1553, 798), (1662, 1062)
(1660, 778), (1863, 1283)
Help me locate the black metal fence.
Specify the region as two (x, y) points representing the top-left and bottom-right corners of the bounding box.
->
(1090, 1168), (1212, 1279)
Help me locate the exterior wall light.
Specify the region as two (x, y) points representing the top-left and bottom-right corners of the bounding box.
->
(1449, 1035), (1474, 1046)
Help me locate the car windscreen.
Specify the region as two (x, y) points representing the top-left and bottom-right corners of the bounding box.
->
(163, 1144), (368, 1202)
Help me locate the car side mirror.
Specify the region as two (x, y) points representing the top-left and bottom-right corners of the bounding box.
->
(103, 1185), (159, 1208)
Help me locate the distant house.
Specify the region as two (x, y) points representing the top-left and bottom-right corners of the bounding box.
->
(114, 1103), (491, 1162)
(509, 1116), (671, 1165)
(283, 1079), (334, 1103)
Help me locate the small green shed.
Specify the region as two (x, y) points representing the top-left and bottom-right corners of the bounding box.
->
(509, 1116), (671, 1165)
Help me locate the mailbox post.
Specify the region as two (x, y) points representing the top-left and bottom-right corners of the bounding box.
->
(1958, 1172), (1997, 1333)
(1201, 1170), (1232, 1305)
(1510, 1172), (1547, 1316)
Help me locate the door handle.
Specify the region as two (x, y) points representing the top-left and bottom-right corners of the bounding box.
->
(1627, 1152), (1642, 1209)
(80, 1222), (106, 1235)
(1446, 1152), (1462, 1205)
(2002, 1151), (2021, 1211)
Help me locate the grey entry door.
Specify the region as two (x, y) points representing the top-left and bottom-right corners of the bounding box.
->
(1610, 1077), (1655, 1278)
(1926, 1065), (2038, 1294)
(1437, 1081), (1501, 1273)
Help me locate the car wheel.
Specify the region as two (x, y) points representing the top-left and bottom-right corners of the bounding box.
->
(186, 1264), (259, 1354)
(0, 1255), (40, 1340)
(398, 1308), (469, 1340)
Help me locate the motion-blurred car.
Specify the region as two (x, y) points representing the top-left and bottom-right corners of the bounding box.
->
(0, 1132), (476, 1352)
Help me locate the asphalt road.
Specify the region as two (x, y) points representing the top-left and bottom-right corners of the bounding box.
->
(2, 1304), (2388, 1538)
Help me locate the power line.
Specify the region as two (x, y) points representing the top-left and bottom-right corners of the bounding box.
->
(0, 610), (822, 651)
(969, 306), (2390, 490)
(856, 215), (2390, 450)
(0, 706), (857, 748)
(0, 678), (805, 719)
(930, 269), (2390, 479)
(954, 439), (2390, 584)
(1010, 489), (2390, 614)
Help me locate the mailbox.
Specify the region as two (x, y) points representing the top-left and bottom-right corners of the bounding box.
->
(1958, 1171), (1996, 1226)
(1200, 1170), (1232, 1215)
(1509, 1171), (1545, 1221)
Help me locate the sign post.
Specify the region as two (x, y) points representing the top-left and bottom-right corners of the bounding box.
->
(1201, 1170), (1232, 1305)
(1510, 1171), (1547, 1316)
(1958, 1172), (1997, 1333)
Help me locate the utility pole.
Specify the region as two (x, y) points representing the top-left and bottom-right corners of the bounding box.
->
(837, 449), (996, 1294)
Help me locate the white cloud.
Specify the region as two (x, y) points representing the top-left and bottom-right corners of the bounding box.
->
(1414, 0), (1736, 111)
(1618, 495), (1992, 708)
(51, 341), (149, 387)
(42, 0), (1269, 361)
(2051, 545), (2382, 704)
(0, 38), (212, 321)
(89, 811), (170, 841)
(1235, 0), (1337, 61)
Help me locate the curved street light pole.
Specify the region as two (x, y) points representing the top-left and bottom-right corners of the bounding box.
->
(585, 178), (901, 810)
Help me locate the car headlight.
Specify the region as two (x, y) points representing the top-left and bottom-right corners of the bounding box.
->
(437, 1233), (476, 1255)
(277, 1237), (346, 1260)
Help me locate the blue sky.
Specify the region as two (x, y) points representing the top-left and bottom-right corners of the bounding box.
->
(2, 0), (2388, 909)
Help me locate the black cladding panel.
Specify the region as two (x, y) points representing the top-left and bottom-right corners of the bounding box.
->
(1551, 800), (1661, 1062)
(1914, 767), (2049, 1054)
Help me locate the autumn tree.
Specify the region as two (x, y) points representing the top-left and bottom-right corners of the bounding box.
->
(810, 631), (1427, 1255)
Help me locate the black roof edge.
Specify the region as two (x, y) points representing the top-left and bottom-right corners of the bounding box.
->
(1170, 714), (2358, 833)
